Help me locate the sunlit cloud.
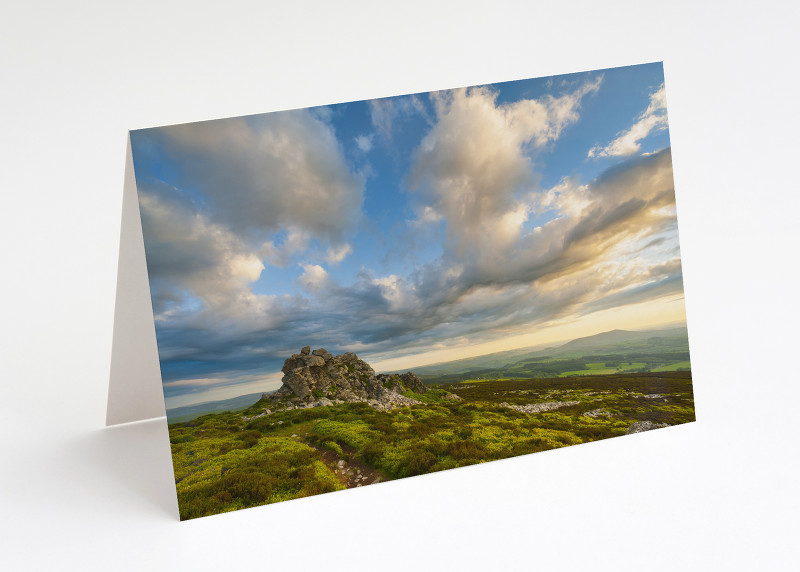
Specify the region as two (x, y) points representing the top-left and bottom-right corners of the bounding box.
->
(588, 83), (668, 157)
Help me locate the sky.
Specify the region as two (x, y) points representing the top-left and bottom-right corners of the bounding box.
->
(130, 62), (687, 409)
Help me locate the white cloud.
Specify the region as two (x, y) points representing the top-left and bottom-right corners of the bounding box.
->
(588, 84), (668, 158)
(138, 190), (273, 323)
(297, 263), (330, 292)
(259, 228), (311, 268)
(418, 205), (443, 224)
(153, 108), (365, 258)
(354, 134), (373, 152)
(140, 75), (685, 394)
(141, 110), (365, 323)
(325, 243), (352, 264)
(369, 94), (430, 140)
(393, 148), (681, 354)
(372, 274), (413, 311)
(409, 79), (600, 259)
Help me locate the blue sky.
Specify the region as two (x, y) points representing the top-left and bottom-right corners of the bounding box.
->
(130, 62), (686, 408)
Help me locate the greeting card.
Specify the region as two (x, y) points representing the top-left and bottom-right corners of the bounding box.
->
(109, 62), (695, 519)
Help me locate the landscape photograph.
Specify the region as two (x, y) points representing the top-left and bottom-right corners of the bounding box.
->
(130, 62), (694, 520)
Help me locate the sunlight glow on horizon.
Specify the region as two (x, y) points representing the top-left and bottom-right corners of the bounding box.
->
(371, 295), (687, 373)
(168, 295), (687, 409)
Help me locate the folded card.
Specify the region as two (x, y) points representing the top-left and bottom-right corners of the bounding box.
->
(109, 61), (695, 520)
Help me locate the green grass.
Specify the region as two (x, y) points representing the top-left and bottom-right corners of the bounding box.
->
(558, 362), (647, 377)
(460, 377), (519, 383)
(422, 349), (691, 384)
(169, 370), (695, 519)
(651, 361), (692, 372)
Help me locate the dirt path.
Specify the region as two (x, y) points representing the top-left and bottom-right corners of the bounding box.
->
(289, 432), (386, 488)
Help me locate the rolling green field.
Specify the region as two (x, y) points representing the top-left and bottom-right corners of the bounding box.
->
(650, 361), (692, 372)
(414, 327), (691, 384)
(169, 371), (695, 520)
(557, 362), (648, 376)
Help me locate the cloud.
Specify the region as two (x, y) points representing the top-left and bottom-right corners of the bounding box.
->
(346, 148), (683, 356)
(150, 145), (680, 399)
(354, 134), (373, 152)
(255, 228), (311, 268)
(138, 188), (271, 322)
(141, 108), (365, 252)
(369, 94), (430, 140)
(136, 76), (685, 402)
(588, 84), (668, 157)
(162, 370), (284, 408)
(215, 148), (680, 375)
(297, 263), (330, 292)
(408, 78), (601, 258)
(134, 109), (366, 326)
(325, 243), (352, 264)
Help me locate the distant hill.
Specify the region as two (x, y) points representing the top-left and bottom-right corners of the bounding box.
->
(166, 392), (265, 423)
(168, 326), (690, 420)
(545, 326), (688, 356)
(408, 326), (689, 383)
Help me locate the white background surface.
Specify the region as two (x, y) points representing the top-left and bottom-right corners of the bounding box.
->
(2, 1), (798, 570)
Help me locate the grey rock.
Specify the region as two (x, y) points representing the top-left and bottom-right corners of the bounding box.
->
(269, 346), (427, 411)
(374, 371), (428, 394)
(626, 420), (669, 434)
(584, 408), (612, 418)
(499, 401), (579, 414)
(282, 368), (313, 399)
(312, 348), (333, 361)
(399, 372), (427, 393)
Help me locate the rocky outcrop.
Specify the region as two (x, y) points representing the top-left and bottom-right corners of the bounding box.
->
(270, 347), (430, 410)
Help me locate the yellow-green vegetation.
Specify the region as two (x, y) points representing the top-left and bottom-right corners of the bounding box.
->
(461, 378), (518, 383)
(171, 427), (344, 520)
(650, 361), (691, 372)
(558, 362), (647, 377)
(169, 371), (695, 519)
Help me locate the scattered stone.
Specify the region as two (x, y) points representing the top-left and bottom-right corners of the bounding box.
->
(626, 420), (669, 434)
(498, 401), (580, 414)
(241, 407), (273, 422)
(584, 408), (612, 418)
